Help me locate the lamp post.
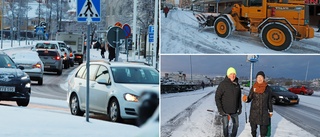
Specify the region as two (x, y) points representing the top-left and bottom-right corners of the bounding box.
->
(1, 0), (4, 49)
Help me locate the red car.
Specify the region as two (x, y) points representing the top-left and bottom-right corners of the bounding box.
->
(288, 86), (314, 95)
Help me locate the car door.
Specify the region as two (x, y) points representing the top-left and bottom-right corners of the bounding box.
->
(90, 65), (112, 113)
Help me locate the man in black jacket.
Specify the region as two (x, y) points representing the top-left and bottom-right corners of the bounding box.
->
(215, 67), (242, 137)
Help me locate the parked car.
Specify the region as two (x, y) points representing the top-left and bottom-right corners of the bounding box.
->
(0, 51), (31, 106)
(67, 60), (159, 122)
(36, 49), (63, 75)
(270, 86), (299, 105)
(288, 85), (314, 95)
(11, 51), (44, 85)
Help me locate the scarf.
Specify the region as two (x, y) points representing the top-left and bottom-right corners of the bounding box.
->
(253, 81), (268, 94)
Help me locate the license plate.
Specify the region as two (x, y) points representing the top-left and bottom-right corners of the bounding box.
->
(290, 100), (298, 103)
(76, 56), (82, 59)
(0, 86), (15, 92)
(44, 65), (50, 68)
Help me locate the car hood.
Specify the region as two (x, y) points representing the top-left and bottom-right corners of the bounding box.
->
(274, 91), (298, 98)
(0, 68), (21, 75)
(116, 84), (159, 96)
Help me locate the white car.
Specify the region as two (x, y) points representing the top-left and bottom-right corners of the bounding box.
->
(67, 60), (159, 122)
(11, 51), (44, 85)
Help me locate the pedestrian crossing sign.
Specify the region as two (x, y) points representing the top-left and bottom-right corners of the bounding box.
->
(77, 0), (100, 22)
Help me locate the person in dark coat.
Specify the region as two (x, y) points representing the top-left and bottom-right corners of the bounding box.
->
(163, 6), (169, 18)
(243, 71), (273, 137)
(98, 41), (106, 58)
(215, 67), (242, 137)
(107, 43), (115, 61)
(201, 81), (205, 90)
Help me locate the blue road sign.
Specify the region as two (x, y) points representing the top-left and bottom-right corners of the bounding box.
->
(149, 34), (154, 43)
(148, 25), (154, 34)
(123, 24), (131, 38)
(77, 0), (101, 22)
(36, 27), (44, 35)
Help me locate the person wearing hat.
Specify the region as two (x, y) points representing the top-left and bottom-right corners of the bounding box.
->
(215, 67), (242, 137)
(242, 71), (273, 137)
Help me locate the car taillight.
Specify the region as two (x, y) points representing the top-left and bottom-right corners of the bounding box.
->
(33, 62), (41, 68)
(69, 53), (73, 57)
(54, 56), (61, 60)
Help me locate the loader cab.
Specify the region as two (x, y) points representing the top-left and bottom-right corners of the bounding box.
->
(240, 0), (267, 19)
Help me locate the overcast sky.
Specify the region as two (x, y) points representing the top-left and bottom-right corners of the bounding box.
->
(160, 55), (320, 81)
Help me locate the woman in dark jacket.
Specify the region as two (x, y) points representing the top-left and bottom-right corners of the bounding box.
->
(243, 71), (273, 137)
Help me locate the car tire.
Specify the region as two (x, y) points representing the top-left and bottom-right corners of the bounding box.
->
(108, 98), (122, 122)
(17, 99), (29, 106)
(57, 69), (62, 75)
(70, 94), (84, 116)
(38, 78), (43, 85)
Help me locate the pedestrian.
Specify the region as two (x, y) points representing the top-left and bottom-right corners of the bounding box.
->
(163, 6), (170, 18)
(215, 67), (242, 137)
(201, 81), (205, 90)
(108, 43), (115, 61)
(99, 41), (106, 58)
(317, 19), (320, 32)
(242, 71), (273, 137)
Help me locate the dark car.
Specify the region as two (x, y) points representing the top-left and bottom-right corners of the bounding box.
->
(0, 51), (31, 106)
(270, 86), (299, 105)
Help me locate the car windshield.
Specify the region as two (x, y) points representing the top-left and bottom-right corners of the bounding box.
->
(35, 43), (57, 49)
(111, 67), (159, 84)
(0, 55), (16, 68)
(272, 86), (289, 92)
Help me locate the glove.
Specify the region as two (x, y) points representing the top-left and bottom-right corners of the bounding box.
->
(219, 111), (227, 116)
(237, 109), (242, 115)
(242, 95), (247, 102)
(269, 112), (273, 118)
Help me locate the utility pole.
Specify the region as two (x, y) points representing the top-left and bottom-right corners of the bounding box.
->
(59, 0), (62, 32)
(152, 0), (158, 68)
(1, 0), (4, 49)
(132, 0), (137, 60)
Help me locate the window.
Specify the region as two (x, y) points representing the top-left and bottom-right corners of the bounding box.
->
(111, 67), (159, 84)
(95, 66), (110, 83)
(89, 65), (99, 81)
(76, 66), (86, 79)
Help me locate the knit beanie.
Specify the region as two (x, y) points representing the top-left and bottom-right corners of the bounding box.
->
(256, 71), (265, 79)
(227, 67), (237, 76)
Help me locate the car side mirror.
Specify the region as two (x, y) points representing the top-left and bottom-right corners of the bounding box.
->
(97, 78), (111, 85)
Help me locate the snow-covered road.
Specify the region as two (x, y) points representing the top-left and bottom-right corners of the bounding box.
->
(161, 86), (318, 137)
(161, 9), (320, 54)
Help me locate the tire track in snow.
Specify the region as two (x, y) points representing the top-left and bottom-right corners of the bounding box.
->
(161, 91), (214, 137)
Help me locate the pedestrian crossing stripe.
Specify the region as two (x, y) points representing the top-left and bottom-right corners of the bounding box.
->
(77, 0), (100, 22)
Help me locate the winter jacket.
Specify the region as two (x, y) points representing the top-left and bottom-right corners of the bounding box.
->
(246, 85), (273, 125)
(215, 76), (242, 115)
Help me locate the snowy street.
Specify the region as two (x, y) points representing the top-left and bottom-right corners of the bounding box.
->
(161, 86), (319, 137)
(161, 9), (320, 54)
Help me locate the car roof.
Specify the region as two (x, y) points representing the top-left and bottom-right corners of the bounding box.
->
(88, 60), (152, 67)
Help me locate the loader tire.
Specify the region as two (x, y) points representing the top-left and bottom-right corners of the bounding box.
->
(214, 16), (232, 38)
(261, 23), (293, 51)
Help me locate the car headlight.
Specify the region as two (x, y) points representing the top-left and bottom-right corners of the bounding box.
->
(25, 83), (31, 88)
(279, 96), (284, 99)
(21, 75), (29, 80)
(124, 93), (138, 102)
